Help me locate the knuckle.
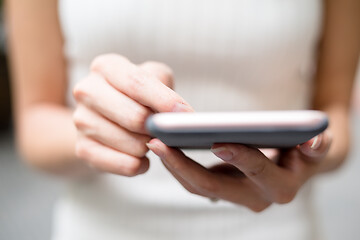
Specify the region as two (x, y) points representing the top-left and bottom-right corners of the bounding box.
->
(229, 146), (268, 178)
(272, 188), (297, 204)
(90, 55), (107, 70)
(75, 140), (91, 160)
(168, 155), (190, 173)
(170, 161), (187, 172)
(229, 145), (252, 165)
(122, 159), (143, 177)
(141, 61), (174, 87)
(249, 202), (271, 213)
(127, 108), (150, 132)
(73, 109), (87, 129)
(133, 142), (149, 157)
(157, 62), (173, 78)
(186, 187), (199, 195)
(197, 179), (220, 194)
(73, 75), (100, 104)
(127, 71), (147, 92)
(247, 162), (267, 177)
(73, 81), (89, 102)
(73, 108), (94, 131)
(90, 54), (127, 71)
(161, 74), (174, 88)
(168, 160), (183, 172)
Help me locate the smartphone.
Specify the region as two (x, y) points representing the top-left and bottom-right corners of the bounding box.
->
(145, 110), (328, 148)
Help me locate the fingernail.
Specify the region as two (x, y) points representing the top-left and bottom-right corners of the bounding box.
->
(310, 135), (322, 150)
(172, 102), (194, 112)
(146, 142), (165, 159)
(146, 142), (156, 149)
(211, 147), (234, 161)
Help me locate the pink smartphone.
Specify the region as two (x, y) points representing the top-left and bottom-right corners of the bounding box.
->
(145, 110), (328, 148)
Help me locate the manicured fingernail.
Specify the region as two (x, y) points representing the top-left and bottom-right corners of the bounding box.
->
(211, 147), (233, 161)
(311, 135), (322, 150)
(172, 102), (194, 112)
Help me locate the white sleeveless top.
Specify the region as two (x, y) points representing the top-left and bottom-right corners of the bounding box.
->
(54, 1), (323, 239)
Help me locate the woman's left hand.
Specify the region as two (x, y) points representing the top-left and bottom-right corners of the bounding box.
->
(147, 131), (332, 212)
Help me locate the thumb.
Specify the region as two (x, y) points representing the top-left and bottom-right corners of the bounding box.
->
(297, 130), (332, 161)
(139, 61), (174, 89)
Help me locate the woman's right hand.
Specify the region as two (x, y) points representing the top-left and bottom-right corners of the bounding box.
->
(72, 54), (193, 176)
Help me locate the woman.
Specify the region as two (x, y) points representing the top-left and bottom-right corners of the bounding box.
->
(6, 0), (360, 239)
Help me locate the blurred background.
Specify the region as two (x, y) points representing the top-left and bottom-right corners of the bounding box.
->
(0, 2), (359, 240)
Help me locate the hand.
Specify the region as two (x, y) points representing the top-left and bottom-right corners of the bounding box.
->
(72, 54), (193, 176)
(147, 131), (332, 212)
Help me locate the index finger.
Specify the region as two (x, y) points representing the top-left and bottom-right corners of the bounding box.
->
(211, 144), (297, 204)
(91, 54), (193, 113)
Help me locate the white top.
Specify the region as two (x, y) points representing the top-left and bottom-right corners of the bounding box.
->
(54, 0), (323, 239)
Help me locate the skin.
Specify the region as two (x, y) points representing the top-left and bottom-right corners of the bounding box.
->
(7, 0), (360, 211)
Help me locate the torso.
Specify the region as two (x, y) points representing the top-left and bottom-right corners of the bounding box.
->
(54, 1), (323, 239)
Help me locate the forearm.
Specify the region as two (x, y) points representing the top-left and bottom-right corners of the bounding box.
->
(311, 0), (360, 173)
(16, 103), (92, 177)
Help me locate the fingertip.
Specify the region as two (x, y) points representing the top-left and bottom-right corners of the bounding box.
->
(139, 61), (174, 88)
(211, 143), (225, 150)
(211, 142), (243, 149)
(171, 102), (195, 113)
(146, 139), (167, 159)
(298, 131), (331, 160)
(147, 138), (166, 147)
(211, 143), (259, 164)
(311, 135), (322, 150)
(212, 143), (253, 154)
(299, 134), (321, 154)
(210, 145), (234, 162)
(298, 143), (317, 159)
(136, 156), (150, 175)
